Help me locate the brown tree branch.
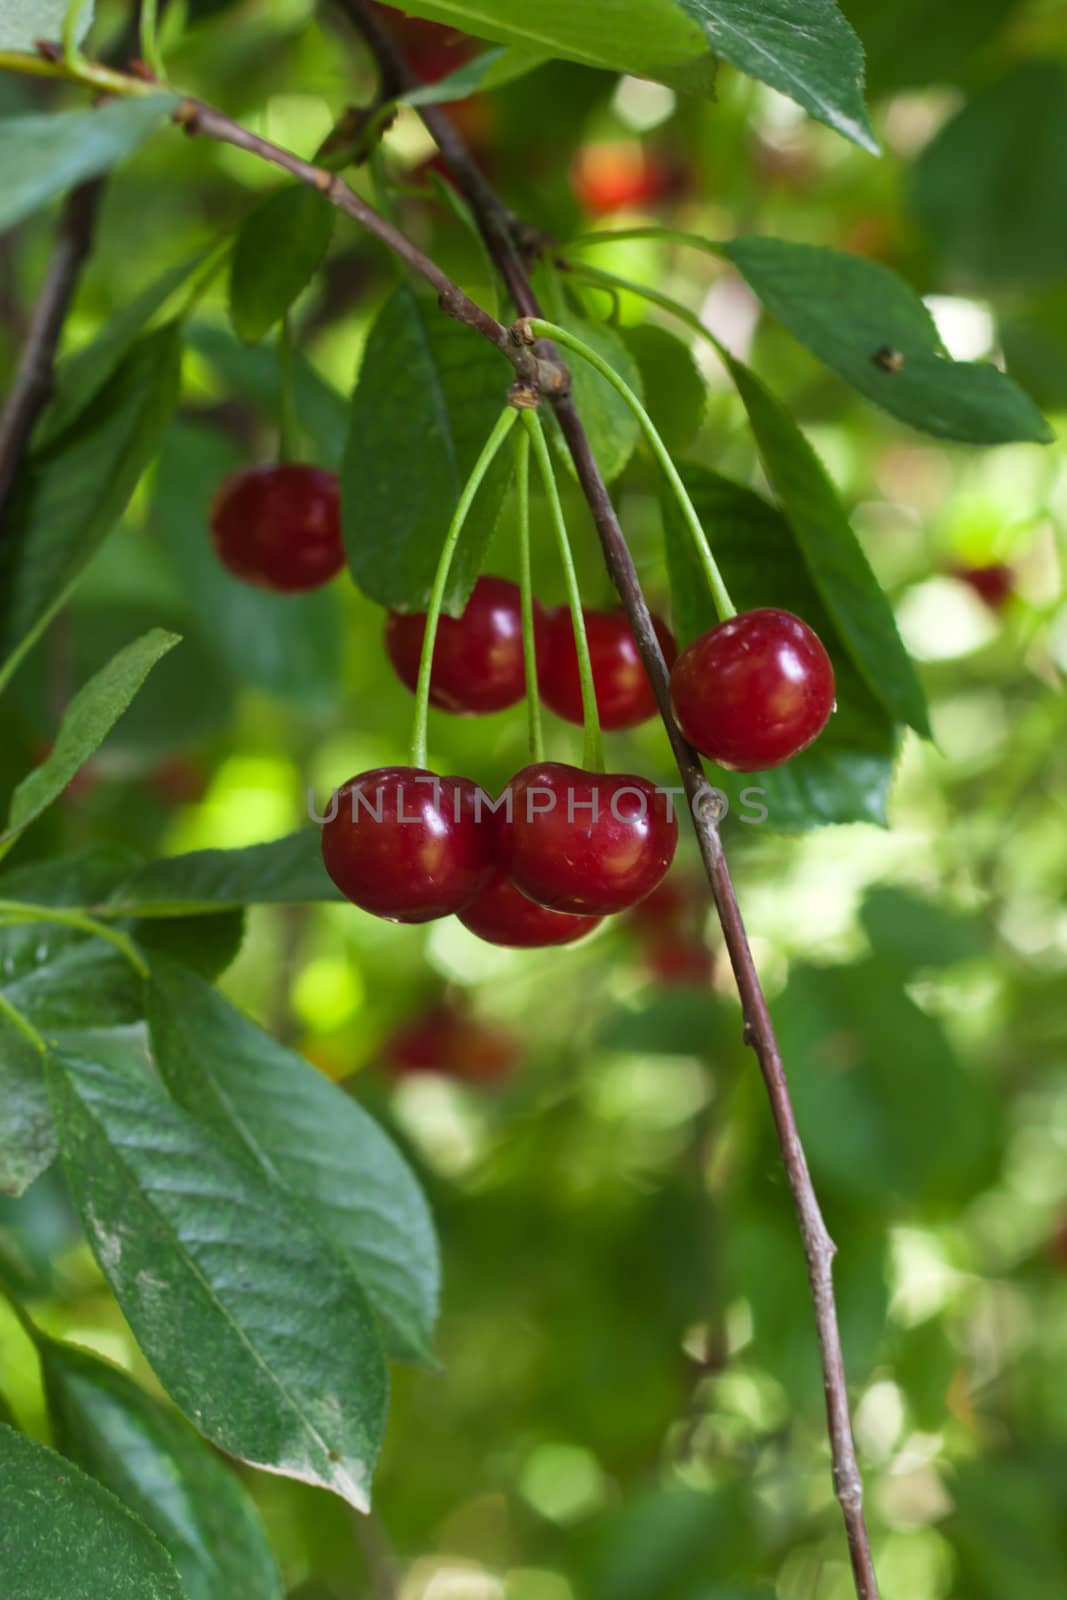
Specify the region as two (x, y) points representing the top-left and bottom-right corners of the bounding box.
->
(335, 6), (880, 1596)
(0, 180), (103, 524)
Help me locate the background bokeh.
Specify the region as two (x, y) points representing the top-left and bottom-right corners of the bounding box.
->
(2, 1), (1066, 1595)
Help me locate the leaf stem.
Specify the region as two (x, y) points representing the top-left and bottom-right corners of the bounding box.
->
(522, 410), (604, 773)
(0, 901), (148, 979)
(514, 426), (544, 763)
(528, 317), (736, 623)
(139, 0), (168, 83)
(61, 0), (92, 67)
(0, 1278), (42, 1347)
(410, 406), (519, 769)
(0, 990), (47, 1054)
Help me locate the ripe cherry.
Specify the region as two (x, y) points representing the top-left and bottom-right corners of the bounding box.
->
(385, 576), (543, 715)
(320, 766), (493, 923)
(459, 870), (602, 948)
(572, 143), (685, 215)
(949, 561), (1014, 611)
(670, 608), (835, 772)
(538, 606), (676, 731)
(494, 762), (678, 916)
(211, 464), (344, 593)
(644, 936), (713, 988)
(382, 1004), (518, 1085)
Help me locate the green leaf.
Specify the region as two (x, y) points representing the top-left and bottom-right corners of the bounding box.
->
(228, 185), (335, 344)
(134, 913), (246, 983)
(721, 235), (1052, 443)
(187, 323), (347, 468)
(39, 252), (206, 446)
(42, 1340), (283, 1600)
(553, 313), (643, 484)
(102, 832), (337, 918)
(723, 355), (931, 736)
(839, 0), (1019, 95)
(47, 1044), (388, 1510)
(151, 424), (341, 704)
(859, 886), (986, 971)
(342, 283), (513, 613)
(148, 964), (440, 1365)
(0, 1422), (185, 1600)
(0, 94), (177, 232)
(664, 466), (897, 827)
(3, 630), (180, 848)
(0, 324), (183, 668)
(675, 0), (876, 151)
(400, 43), (550, 104)
(620, 322), (706, 454)
(912, 62), (1067, 293)
(0, 0), (94, 50)
(0, 1013), (53, 1198)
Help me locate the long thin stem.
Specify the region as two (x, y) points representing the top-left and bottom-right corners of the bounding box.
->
(529, 317), (735, 623)
(514, 427), (544, 763)
(0, 990), (47, 1054)
(523, 410), (603, 773)
(0, 901), (148, 979)
(276, 317), (301, 463)
(139, 0), (168, 82)
(410, 407), (519, 769)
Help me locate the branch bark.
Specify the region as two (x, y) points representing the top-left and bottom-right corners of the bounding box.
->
(0, 179), (103, 524)
(336, 6), (880, 1596)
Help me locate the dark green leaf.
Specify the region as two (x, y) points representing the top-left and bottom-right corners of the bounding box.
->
(0, 1013), (54, 1198)
(859, 886), (987, 970)
(721, 235), (1052, 443)
(912, 62), (1067, 293)
(0, 95), (177, 231)
(664, 465), (898, 827)
(148, 963), (440, 1365)
(47, 1044), (388, 1509)
(42, 1340), (283, 1600)
(3, 629), (180, 847)
(150, 424), (341, 703)
(554, 314), (643, 484)
(840, 0), (1019, 94)
(342, 283), (513, 613)
(0, 1422), (185, 1599)
(103, 831), (337, 918)
(186, 323), (348, 467)
(134, 913), (246, 982)
(676, 0), (876, 151)
(229, 186), (335, 344)
(0, 0), (94, 49)
(947, 1458), (1067, 1600)
(0, 325), (183, 664)
(1000, 289), (1067, 414)
(621, 322), (706, 454)
(585, 1478), (755, 1600)
(722, 357), (931, 737)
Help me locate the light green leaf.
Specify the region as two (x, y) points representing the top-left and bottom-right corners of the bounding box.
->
(0, 1012), (53, 1198)
(42, 1340), (283, 1600)
(342, 282), (513, 613)
(47, 1045), (388, 1510)
(0, 94), (177, 232)
(101, 832), (338, 919)
(4, 630), (181, 848)
(0, 0), (93, 50)
(663, 465), (898, 828)
(229, 185), (335, 344)
(400, 43), (549, 104)
(621, 322), (706, 454)
(553, 313), (643, 484)
(723, 355), (931, 736)
(0, 324), (183, 671)
(148, 964), (440, 1365)
(0, 1422), (185, 1600)
(721, 235), (1052, 443)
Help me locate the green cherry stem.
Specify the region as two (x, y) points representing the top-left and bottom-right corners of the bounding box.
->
(526, 317), (737, 623)
(410, 405), (520, 769)
(522, 409), (605, 774)
(61, 0), (92, 68)
(0, 901), (149, 979)
(139, 0), (168, 83)
(514, 425), (545, 763)
(276, 316), (301, 464)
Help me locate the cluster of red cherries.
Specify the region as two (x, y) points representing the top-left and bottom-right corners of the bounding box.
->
(211, 463), (836, 946)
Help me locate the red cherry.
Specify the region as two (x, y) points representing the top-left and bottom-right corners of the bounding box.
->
(625, 877), (693, 934)
(644, 936), (712, 988)
(459, 870), (602, 948)
(538, 607), (676, 731)
(670, 608), (835, 772)
(385, 576), (543, 715)
(382, 1004), (518, 1085)
(494, 762), (678, 916)
(949, 561), (1015, 611)
(572, 143), (685, 215)
(320, 766), (493, 923)
(210, 464), (343, 594)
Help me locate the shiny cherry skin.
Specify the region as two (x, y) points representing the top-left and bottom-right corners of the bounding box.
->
(382, 1004), (518, 1085)
(949, 561), (1014, 611)
(538, 607), (677, 731)
(459, 870), (602, 948)
(385, 576), (544, 715)
(211, 464), (344, 593)
(494, 762), (678, 916)
(320, 766), (493, 923)
(670, 608), (835, 772)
